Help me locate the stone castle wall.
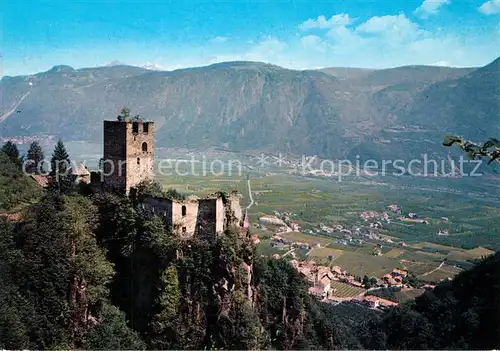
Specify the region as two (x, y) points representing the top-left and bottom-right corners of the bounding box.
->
(125, 121), (155, 194)
(140, 192), (243, 239)
(102, 121), (127, 193)
(102, 120), (155, 194)
(100, 119), (246, 239)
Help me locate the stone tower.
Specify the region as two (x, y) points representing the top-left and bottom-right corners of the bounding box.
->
(102, 119), (155, 194)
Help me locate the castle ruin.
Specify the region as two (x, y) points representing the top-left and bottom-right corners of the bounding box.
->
(102, 118), (155, 195)
(98, 116), (246, 238)
(140, 191), (244, 239)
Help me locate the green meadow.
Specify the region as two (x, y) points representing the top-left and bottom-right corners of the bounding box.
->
(154, 166), (499, 282)
(156, 169), (500, 251)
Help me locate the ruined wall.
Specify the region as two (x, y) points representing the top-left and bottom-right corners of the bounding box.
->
(215, 198), (225, 233)
(196, 198), (224, 238)
(102, 120), (155, 194)
(172, 199), (200, 239)
(103, 121), (127, 193)
(140, 194), (240, 239)
(125, 121), (155, 193)
(141, 196), (173, 228)
(227, 191), (243, 226)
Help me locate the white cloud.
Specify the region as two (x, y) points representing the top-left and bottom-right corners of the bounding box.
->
(479, 0), (500, 14)
(414, 0), (451, 19)
(300, 35), (322, 46)
(298, 13), (363, 46)
(210, 36), (228, 43)
(237, 13), (497, 69)
(299, 14), (352, 30)
(201, 12), (498, 70)
(327, 25), (364, 47)
(356, 14), (420, 36)
(4, 10), (499, 77)
(249, 37), (287, 57)
(353, 14), (427, 47)
(154, 31), (496, 72)
(205, 37), (290, 67)
(300, 35), (329, 53)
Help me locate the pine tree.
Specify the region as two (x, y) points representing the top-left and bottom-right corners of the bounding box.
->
(50, 140), (70, 175)
(12, 195), (118, 349)
(150, 265), (181, 349)
(1, 141), (21, 167)
(363, 275), (371, 288)
(50, 140), (73, 193)
(25, 141), (45, 174)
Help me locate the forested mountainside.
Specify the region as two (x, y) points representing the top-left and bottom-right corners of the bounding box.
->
(1, 58), (498, 161)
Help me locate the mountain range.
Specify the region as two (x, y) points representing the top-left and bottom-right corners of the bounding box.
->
(1, 57), (498, 161)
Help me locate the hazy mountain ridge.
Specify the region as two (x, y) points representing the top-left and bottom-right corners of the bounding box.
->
(0, 58), (498, 160)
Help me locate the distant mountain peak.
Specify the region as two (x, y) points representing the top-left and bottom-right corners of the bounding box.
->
(204, 61), (287, 72)
(106, 60), (127, 67)
(48, 65), (75, 73)
(142, 63), (166, 71)
(481, 56), (500, 71)
(1, 59), (496, 166)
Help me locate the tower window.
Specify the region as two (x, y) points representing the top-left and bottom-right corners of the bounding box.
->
(142, 142), (148, 152)
(137, 157), (140, 165)
(143, 122), (149, 133)
(182, 227), (187, 234)
(182, 205), (187, 216)
(132, 122), (139, 134)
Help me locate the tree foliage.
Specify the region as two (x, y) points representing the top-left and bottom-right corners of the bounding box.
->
(117, 107), (131, 121)
(25, 141), (45, 174)
(0, 152), (43, 210)
(1, 141), (22, 167)
(0, 193), (141, 350)
(132, 179), (187, 201)
(50, 139), (71, 175)
(117, 107), (141, 122)
(366, 286), (402, 302)
(149, 265), (181, 349)
(84, 304), (144, 350)
(443, 136), (500, 164)
(49, 140), (73, 193)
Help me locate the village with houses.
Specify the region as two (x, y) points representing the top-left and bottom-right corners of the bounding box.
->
(288, 259), (425, 309)
(254, 203), (450, 254)
(243, 200), (487, 310)
(264, 235), (438, 310)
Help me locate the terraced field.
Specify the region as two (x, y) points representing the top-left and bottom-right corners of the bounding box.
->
(280, 232), (332, 246)
(384, 248), (404, 258)
(411, 242), (461, 251)
(400, 261), (441, 275)
(414, 250), (447, 260)
(467, 247), (495, 258)
(418, 264), (463, 282)
(308, 247), (345, 258)
(330, 281), (365, 298)
(395, 288), (425, 302)
(330, 251), (402, 277)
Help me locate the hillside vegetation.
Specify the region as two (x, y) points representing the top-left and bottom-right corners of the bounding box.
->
(0, 152), (43, 211)
(0, 168), (499, 350)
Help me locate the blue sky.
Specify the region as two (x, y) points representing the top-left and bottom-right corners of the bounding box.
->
(1, 0), (499, 76)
